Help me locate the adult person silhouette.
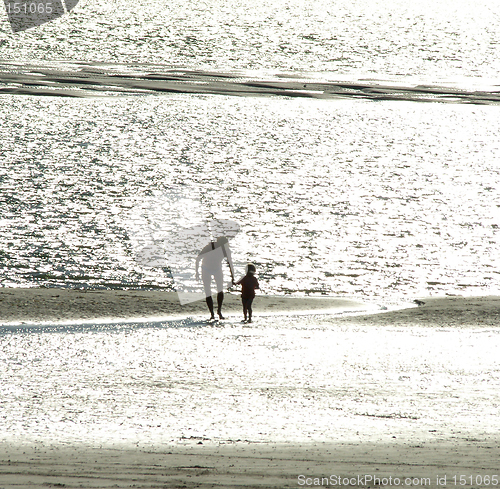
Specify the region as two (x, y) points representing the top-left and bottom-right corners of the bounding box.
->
(195, 236), (235, 320)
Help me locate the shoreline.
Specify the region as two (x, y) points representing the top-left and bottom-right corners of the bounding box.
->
(338, 295), (500, 327)
(1, 287), (499, 326)
(0, 287), (370, 326)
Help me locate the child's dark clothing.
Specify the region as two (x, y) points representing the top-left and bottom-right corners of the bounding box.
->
(236, 273), (259, 322)
(236, 274), (259, 299)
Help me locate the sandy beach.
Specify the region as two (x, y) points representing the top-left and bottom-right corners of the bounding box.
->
(0, 287), (370, 325)
(1, 289), (499, 488)
(339, 295), (500, 328)
(1, 439), (499, 489)
(1, 287), (499, 327)
(2, 0), (499, 485)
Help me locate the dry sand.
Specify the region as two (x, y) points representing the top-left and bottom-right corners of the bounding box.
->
(1, 289), (499, 488)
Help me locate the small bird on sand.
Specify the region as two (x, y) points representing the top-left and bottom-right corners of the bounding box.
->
(414, 300), (425, 306)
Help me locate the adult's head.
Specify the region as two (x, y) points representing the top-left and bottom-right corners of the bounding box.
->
(215, 236), (229, 246)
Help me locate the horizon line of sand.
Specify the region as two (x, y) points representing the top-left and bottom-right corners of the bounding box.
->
(1, 287), (499, 327)
(1, 65), (500, 105)
(0, 287), (369, 325)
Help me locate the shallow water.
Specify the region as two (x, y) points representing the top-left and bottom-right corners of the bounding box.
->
(1, 95), (499, 303)
(1, 316), (499, 447)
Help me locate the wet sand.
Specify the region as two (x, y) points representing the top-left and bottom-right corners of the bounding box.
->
(1, 62), (500, 104)
(0, 440), (498, 489)
(1, 287), (499, 327)
(0, 287), (368, 325)
(338, 295), (500, 328)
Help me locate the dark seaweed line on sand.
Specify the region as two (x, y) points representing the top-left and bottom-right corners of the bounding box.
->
(1, 69), (499, 104)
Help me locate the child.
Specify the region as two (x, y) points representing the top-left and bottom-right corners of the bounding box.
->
(235, 263), (259, 323)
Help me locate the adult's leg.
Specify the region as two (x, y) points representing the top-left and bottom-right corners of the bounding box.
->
(214, 268), (225, 319)
(202, 268), (214, 319)
(216, 292), (224, 319)
(205, 296), (215, 319)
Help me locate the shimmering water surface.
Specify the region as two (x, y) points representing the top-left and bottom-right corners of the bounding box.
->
(1, 0), (500, 301)
(1, 319), (499, 447)
(2, 0), (500, 81)
(1, 0), (500, 449)
(1, 96), (499, 302)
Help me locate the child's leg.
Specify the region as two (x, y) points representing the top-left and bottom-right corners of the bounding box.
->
(241, 297), (248, 321)
(247, 297), (254, 322)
